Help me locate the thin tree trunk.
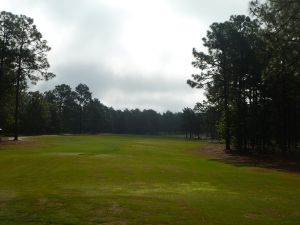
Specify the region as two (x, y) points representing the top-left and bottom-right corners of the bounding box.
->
(0, 30), (7, 80)
(14, 39), (23, 141)
(281, 66), (288, 155)
(221, 48), (231, 151)
(79, 107), (82, 134)
(14, 68), (21, 141)
(225, 99), (230, 150)
(224, 83), (231, 150)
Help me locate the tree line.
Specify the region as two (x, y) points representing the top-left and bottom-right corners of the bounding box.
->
(188, 0), (300, 153)
(2, 0), (299, 152)
(0, 10), (216, 139)
(18, 84), (183, 135)
(182, 102), (219, 140)
(0, 11), (185, 137)
(4, 81), (219, 137)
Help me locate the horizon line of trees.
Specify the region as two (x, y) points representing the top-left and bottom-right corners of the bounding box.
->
(2, 0), (299, 155)
(0, 10), (217, 139)
(1, 78), (219, 137)
(15, 83), (185, 135)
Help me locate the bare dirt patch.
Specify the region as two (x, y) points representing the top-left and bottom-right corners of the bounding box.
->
(0, 137), (46, 149)
(0, 137), (33, 145)
(110, 203), (124, 213)
(0, 140), (27, 145)
(195, 143), (300, 174)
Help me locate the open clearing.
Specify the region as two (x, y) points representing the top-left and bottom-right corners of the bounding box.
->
(0, 135), (300, 225)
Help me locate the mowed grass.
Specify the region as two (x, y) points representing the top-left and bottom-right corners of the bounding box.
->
(0, 135), (300, 225)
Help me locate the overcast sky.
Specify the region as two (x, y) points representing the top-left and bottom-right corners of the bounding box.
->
(2, 0), (250, 112)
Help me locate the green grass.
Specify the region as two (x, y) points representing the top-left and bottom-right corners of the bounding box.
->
(0, 135), (300, 225)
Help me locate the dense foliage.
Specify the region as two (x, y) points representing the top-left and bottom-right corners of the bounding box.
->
(0, 11), (54, 140)
(1, 0), (299, 150)
(188, 0), (300, 153)
(0, 11), (215, 137)
(17, 84), (183, 135)
(0, 11), (185, 136)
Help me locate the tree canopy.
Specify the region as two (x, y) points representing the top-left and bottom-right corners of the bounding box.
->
(0, 11), (55, 140)
(188, 0), (300, 153)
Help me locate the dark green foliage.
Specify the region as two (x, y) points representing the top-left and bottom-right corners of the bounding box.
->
(188, 1), (300, 153)
(75, 84), (92, 133)
(20, 92), (50, 134)
(0, 11), (184, 136)
(194, 101), (219, 139)
(85, 98), (106, 133)
(0, 12), (18, 135)
(10, 84), (183, 135)
(182, 107), (197, 139)
(0, 11), (55, 139)
(250, 0), (300, 153)
(45, 84), (78, 133)
(181, 102), (219, 140)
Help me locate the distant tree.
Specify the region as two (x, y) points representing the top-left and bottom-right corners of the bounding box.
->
(21, 91), (50, 134)
(182, 108), (196, 139)
(161, 111), (176, 133)
(2, 78), (185, 136)
(75, 84), (92, 133)
(143, 109), (160, 134)
(193, 101), (219, 139)
(46, 84), (77, 133)
(131, 109), (143, 133)
(85, 98), (105, 133)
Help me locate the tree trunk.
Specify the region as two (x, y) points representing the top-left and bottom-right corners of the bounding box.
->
(79, 107), (82, 134)
(221, 48), (231, 151)
(14, 70), (20, 141)
(14, 40), (23, 141)
(224, 102), (230, 150)
(224, 78), (231, 150)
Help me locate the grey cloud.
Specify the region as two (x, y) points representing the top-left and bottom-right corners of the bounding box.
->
(4, 0), (248, 112)
(169, 0), (250, 23)
(37, 61), (200, 112)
